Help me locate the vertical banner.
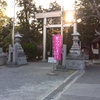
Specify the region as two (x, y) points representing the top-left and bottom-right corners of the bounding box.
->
(53, 34), (62, 61)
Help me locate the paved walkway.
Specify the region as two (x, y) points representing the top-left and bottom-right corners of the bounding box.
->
(54, 64), (100, 100)
(0, 62), (76, 100)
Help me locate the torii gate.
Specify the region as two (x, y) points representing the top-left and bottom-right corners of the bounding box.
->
(35, 11), (70, 61)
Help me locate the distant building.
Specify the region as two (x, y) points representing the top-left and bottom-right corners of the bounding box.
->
(92, 36), (100, 59)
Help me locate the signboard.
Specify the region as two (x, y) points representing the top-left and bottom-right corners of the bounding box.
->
(93, 49), (99, 54)
(48, 57), (56, 63)
(53, 34), (62, 61)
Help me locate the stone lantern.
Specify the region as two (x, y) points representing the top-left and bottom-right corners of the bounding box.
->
(65, 1), (85, 70)
(69, 31), (81, 57)
(8, 32), (27, 67)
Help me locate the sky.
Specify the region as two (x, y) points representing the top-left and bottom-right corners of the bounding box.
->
(5, 0), (75, 18)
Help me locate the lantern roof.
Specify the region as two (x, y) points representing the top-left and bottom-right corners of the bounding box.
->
(72, 31), (80, 36)
(15, 32), (22, 38)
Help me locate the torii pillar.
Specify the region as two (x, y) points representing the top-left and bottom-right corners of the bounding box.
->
(43, 17), (46, 61)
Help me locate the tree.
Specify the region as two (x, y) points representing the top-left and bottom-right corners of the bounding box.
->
(76, 0), (100, 47)
(0, 0), (7, 28)
(2, 18), (13, 51)
(16, 0), (33, 42)
(16, 0), (44, 44)
(0, 0), (10, 48)
(16, 0), (45, 60)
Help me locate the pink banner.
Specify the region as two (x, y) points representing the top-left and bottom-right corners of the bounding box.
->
(53, 34), (62, 61)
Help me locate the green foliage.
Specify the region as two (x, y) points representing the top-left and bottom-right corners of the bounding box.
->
(0, 0), (10, 51)
(3, 33), (12, 51)
(0, 18), (13, 51)
(22, 43), (37, 61)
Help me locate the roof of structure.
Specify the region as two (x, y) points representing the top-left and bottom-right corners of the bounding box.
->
(92, 36), (100, 43)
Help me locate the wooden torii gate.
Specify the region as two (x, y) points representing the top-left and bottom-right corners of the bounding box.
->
(35, 11), (70, 61)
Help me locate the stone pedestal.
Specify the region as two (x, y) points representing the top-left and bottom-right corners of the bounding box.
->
(65, 43), (86, 70)
(66, 57), (85, 70)
(14, 43), (27, 65)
